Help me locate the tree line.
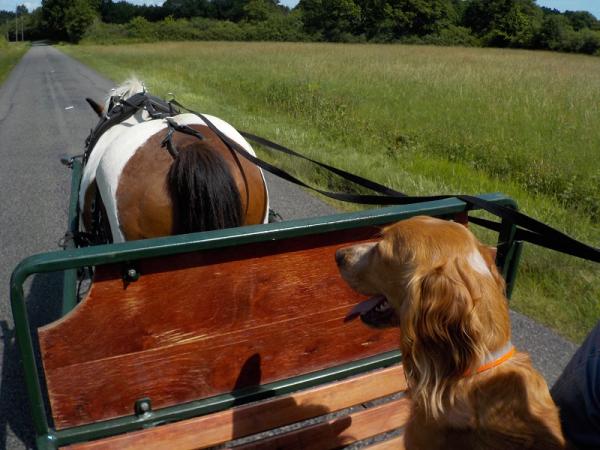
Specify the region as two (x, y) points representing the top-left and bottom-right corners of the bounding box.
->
(1, 0), (599, 55)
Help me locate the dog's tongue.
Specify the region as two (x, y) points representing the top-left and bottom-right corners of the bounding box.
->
(344, 295), (387, 322)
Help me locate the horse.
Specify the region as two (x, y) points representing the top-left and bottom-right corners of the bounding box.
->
(80, 79), (269, 243)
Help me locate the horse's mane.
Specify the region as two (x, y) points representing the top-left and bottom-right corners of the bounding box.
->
(104, 77), (145, 112)
(167, 141), (243, 233)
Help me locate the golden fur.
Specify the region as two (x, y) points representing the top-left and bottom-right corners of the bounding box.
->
(336, 216), (568, 449)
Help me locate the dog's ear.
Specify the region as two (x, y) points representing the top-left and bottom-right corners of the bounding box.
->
(403, 258), (484, 418)
(86, 98), (104, 117)
(414, 258), (482, 372)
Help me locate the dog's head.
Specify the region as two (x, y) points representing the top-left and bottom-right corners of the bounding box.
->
(336, 216), (511, 418)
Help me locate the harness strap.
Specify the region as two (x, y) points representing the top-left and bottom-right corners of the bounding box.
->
(82, 94), (599, 263)
(84, 93), (149, 163)
(160, 118), (206, 159)
(170, 100), (600, 264)
(84, 93), (182, 164)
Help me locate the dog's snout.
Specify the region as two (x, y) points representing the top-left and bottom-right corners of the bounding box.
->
(335, 249), (347, 267)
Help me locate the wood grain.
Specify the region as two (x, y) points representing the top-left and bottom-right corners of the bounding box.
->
(63, 365), (408, 450)
(39, 227), (401, 429)
(234, 397), (411, 450)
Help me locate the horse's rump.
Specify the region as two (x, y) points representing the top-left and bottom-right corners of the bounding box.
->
(80, 113), (269, 243)
(117, 123), (268, 240)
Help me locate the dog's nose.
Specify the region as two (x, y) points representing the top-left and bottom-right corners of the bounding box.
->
(335, 249), (346, 267)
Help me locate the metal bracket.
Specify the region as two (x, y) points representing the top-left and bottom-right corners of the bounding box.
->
(60, 155), (74, 168)
(123, 265), (140, 283)
(134, 398), (152, 417)
(60, 154), (83, 169)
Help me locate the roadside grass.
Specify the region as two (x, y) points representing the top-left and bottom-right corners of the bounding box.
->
(0, 43), (28, 85)
(62, 42), (599, 343)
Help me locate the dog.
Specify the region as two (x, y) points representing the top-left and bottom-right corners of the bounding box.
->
(336, 216), (568, 449)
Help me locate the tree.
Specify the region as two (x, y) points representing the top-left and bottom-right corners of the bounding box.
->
(463, 0), (541, 47)
(212, 0), (249, 21)
(392, 0), (457, 36)
(65, 0), (97, 41)
(42, 0), (96, 41)
(577, 28), (600, 54)
(162, 0), (213, 19)
(534, 14), (573, 50)
(564, 11), (598, 31)
(462, 0), (500, 35)
(354, 0), (458, 40)
(243, 0), (280, 22)
(299, 0), (362, 40)
(100, 0), (140, 23)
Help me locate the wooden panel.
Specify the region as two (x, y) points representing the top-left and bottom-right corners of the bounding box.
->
(234, 397), (411, 450)
(366, 436), (405, 450)
(39, 227), (401, 429)
(63, 365), (408, 450)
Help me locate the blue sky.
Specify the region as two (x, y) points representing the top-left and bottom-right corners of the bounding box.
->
(1, 0), (598, 19)
(0, 0), (163, 11)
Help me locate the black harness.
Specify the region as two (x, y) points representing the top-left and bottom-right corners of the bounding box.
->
(79, 93), (599, 264)
(80, 93), (183, 245)
(84, 92), (190, 164)
(80, 93), (211, 246)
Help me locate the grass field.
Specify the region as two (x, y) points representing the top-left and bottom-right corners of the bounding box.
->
(0, 42), (28, 85)
(62, 42), (599, 343)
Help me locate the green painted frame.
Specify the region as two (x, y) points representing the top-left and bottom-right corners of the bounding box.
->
(10, 160), (521, 449)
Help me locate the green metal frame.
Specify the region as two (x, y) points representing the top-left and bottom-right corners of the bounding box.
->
(61, 159), (82, 316)
(10, 161), (522, 448)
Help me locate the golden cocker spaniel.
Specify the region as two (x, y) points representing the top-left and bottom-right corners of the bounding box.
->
(336, 216), (568, 450)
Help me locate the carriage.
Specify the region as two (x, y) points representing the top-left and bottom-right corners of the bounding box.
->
(10, 85), (527, 449)
(10, 178), (522, 449)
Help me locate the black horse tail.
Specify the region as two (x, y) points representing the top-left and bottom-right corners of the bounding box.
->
(167, 142), (243, 234)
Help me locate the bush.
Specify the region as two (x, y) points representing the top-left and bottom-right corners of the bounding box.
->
(578, 28), (600, 55)
(422, 25), (480, 47)
(81, 20), (129, 44)
(241, 13), (311, 42)
(534, 14), (573, 50)
(82, 14), (312, 44)
(126, 16), (158, 40)
(74, 0), (600, 56)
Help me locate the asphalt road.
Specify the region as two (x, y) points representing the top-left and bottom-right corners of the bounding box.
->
(0, 45), (578, 449)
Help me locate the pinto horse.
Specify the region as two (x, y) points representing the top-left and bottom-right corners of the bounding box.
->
(80, 79), (269, 243)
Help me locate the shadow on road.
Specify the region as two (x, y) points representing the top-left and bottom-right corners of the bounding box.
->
(1, 271), (64, 450)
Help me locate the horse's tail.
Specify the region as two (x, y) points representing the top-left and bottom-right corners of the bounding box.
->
(167, 143), (243, 234)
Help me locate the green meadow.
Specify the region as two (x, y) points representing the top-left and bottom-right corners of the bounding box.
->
(0, 42), (28, 85)
(62, 42), (599, 342)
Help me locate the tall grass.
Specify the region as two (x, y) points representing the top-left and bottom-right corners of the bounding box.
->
(63, 42), (599, 342)
(0, 42), (28, 85)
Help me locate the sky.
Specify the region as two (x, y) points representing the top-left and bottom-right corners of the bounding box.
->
(1, 0), (599, 19)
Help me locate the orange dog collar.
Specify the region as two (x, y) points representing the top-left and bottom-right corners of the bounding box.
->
(464, 343), (516, 376)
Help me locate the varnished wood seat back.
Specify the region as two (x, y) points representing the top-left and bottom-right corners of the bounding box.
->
(63, 364), (410, 450)
(38, 226), (402, 430)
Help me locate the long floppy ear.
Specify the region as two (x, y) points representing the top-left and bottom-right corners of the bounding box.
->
(404, 258), (484, 418)
(86, 97), (104, 117)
